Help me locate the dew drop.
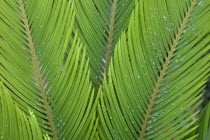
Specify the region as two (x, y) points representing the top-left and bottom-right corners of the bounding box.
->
(198, 1), (203, 6)
(95, 24), (99, 28)
(163, 15), (166, 20)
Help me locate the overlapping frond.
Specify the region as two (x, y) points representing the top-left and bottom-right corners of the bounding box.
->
(0, 0), (209, 139)
(0, 0), (95, 139)
(195, 101), (210, 140)
(74, 0), (135, 86)
(97, 0), (210, 139)
(0, 82), (47, 140)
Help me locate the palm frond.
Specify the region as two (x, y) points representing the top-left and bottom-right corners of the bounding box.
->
(74, 0), (135, 86)
(97, 0), (210, 139)
(195, 101), (210, 140)
(0, 82), (45, 140)
(0, 0), (209, 139)
(0, 0), (96, 139)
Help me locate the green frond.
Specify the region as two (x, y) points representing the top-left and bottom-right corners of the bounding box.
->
(0, 0), (209, 139)
(0, 82), (44, 140)
(97, 0), (210, 139)
(74, 0), (135, 86)
(0, 0), (95, 139)
(195, 101), (210, 140)
(48, 41), (97, 139)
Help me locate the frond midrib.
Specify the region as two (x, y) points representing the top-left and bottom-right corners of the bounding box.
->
(139, 0), (197, 139)
(105, 0), (117, 78)
(18, 0), (58, 139)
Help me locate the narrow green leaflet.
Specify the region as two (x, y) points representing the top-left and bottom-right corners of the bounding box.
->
(196, 101), (210, 140)
(74, 0), (135, 87)
(0, 0), (209, 139)
(0, 0), (95, 139)
(97, 0), (210, 139)
(0, 82), (43, 140)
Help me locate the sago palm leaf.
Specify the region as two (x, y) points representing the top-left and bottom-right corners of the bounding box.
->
(0, 0), (96, 139)
(194, 101), (210, 140)
(0, 82), (49, 140)
(0, 0), (210, 140)
(74, 0), (135, 87)
(97, 0), (210, 139)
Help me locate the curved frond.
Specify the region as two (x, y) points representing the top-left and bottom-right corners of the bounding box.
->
(0, 0), (95, 139)
(195, 102), (210, 140)
(0, 82), (44, 140)
(97, 0), (210, 139)
(74, 0), (135, 86)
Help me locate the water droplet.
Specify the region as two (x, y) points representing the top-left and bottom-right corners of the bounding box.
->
(172, 103), (175, 105)
(198, 1), (203, 6)
(154, 32), (157, 36)
(137, 75), (141, 78)
(95, 24), (99, 28)
(163, 15), (166, 20)
(21, 46), (26, 50)
(40, 25), (43, 27)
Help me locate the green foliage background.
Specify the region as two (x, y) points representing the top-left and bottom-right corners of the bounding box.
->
(0, 0), (209, 140)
